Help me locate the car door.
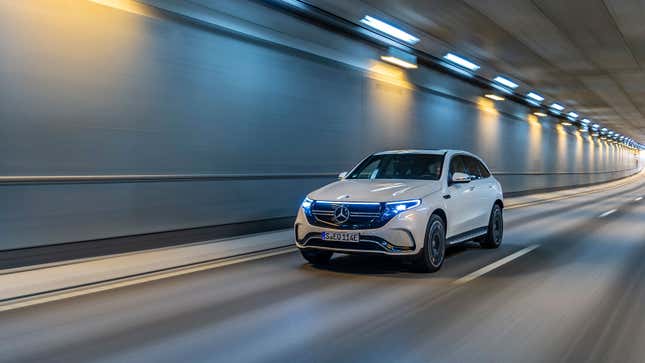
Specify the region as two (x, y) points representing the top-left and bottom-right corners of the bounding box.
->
(472, 157), (498, 225)
(445, 155), (479, 237)
(463, 156), (490, 228)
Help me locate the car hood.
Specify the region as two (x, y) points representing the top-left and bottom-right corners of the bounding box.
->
(308, 179), (441, 203)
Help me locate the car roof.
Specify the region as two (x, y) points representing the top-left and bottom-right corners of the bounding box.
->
(373, 149), (462, 156)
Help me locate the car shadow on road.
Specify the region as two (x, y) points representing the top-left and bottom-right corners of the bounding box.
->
(305, 242), (483, 276)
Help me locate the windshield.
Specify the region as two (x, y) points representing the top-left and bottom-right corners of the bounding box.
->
(347, 154), (444, 180)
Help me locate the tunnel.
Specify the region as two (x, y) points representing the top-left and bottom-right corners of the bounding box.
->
(1, 1), (645, 362)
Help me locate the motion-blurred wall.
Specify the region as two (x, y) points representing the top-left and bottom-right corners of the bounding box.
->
(0, 0), (640, 249)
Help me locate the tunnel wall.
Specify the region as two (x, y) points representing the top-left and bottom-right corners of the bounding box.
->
(0, 0), (640, 250)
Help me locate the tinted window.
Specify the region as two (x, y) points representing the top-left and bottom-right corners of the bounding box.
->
(463, 156), (482, 178)
(347, 154), (444, 180)
(477, 159), (491, 178)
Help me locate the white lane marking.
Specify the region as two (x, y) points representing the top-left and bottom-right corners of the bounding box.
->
(636, 197), (643, 202)
(599, 209), (617, 218)
(0, 247), (296, 313)
(453, 245), (540, 285)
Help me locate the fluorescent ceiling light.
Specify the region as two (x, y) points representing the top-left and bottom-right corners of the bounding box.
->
(608, 131), (614, 135)
(533, 112), (547, 117)
(443, 53), (480, 71)
(526, 92), (544, 102)
(601, 128), (608, 132)
(550, 103), (565, 111)
(360, 16), (419, 44)
(567, 112), (579, 119)
(493, 76), (518, 89)
(484, 94), (505, 101)
(581, 118), (591, 124)
(592, 123), (599, 129)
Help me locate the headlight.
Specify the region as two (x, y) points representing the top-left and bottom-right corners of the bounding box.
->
(301, 197), (313, 210)
(383, 199), (421, 218)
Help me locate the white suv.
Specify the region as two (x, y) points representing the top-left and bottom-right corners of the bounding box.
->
(294, 150), (504, 272)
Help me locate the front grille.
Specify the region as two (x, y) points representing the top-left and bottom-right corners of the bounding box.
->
(305, 201), (386, 230)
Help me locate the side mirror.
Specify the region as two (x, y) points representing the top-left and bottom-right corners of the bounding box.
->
(338, 171), (348, 179)
(452, 172), (471, 184)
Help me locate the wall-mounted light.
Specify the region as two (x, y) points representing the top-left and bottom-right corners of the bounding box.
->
(381, 47), (418, 69)
(360, 16), (420, 44)
(561, 121), (573, 126)
(484, 94), (505, 101)
(533, 111), (548, 117)
(443, 53), (480, 71)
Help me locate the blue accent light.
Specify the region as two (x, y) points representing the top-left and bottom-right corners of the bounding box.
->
(381, 200), (421, 221)
(301, 197), (313, 210)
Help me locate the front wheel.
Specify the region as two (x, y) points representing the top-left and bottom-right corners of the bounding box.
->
(300, 249), (333, 265)
(479, 204), (503, 249)
(412, 214), (446, 273)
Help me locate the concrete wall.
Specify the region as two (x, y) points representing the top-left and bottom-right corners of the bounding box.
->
(0, 0), (640, 250)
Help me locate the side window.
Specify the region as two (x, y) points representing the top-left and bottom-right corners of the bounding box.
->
(463, 156), (483, 179)
(477, 159), (491, 178)
(449, 156), (466, 180)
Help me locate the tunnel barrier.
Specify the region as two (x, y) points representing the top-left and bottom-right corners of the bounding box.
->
(0, 167), (640, 251)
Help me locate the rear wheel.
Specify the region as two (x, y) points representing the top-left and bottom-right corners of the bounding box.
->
(300, 249), (333, 265)
(413, 214), (446, 273)
(479, 204), (503, 249)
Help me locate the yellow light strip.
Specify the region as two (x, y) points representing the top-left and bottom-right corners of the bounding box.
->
(380, 56), (418, 69)
(533, 112), (547, 117)
(88, 0), (154, 17)
(484, 94), (505, 101)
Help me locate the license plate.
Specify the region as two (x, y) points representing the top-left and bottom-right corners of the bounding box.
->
(321, 231), (359, 242)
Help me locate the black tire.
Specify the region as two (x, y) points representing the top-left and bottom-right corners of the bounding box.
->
(479, 204), (503, 249)
(300, 249), (333, 265)
(412, 214), (447, 273)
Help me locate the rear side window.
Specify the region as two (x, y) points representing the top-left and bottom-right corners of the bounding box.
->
(476, 159), (491, 178)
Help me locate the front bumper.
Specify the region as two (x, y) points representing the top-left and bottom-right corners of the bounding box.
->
(294, 205), (430, 256)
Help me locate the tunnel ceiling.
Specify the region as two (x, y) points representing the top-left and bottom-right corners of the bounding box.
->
(304, 0), (645, 143)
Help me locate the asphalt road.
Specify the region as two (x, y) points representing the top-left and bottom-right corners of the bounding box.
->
(2, 176), (645, 363)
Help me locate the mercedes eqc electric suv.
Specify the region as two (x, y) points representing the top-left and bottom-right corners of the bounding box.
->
(294, 150), (504, 272)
